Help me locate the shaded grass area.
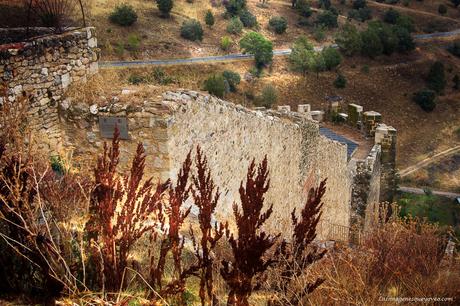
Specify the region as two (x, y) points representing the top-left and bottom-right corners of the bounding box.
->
(397, 192), (460, 237)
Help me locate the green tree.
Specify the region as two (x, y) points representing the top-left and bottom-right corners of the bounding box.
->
(368, 21), (398, 56)
(353, 0), (367, 9)
(427, 61), (446, 94)
(360, 27), (383, 58)
(393, 26), (415, 53)
(413, 89), (437, 112)
(157, 0), (173, 18)
(335, 23), (362, 56)
(239, 32), (273, 67)
(204, 74), (226, 98)
(288, 36), (315, 74)
(221, 36), (233, 51)
(438, 4), (447, 15)
(321, 47), (341, 70)
(239, 9), (257, 28)
(257, 84), (278, 108)
(395, 14), (415, 33)
(205, 10), (215, 27)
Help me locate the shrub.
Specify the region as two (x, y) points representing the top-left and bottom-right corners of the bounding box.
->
(221, 36), (233, 50)
(334, 74), (347, 88)
(360, 28), (383, 58)
(222, 70), (241, 92)
(447, 41), (460, 57)
(427, 61), (446, 94)
(109, 4), (138, 26)
(205, 10), (215, 27)
(151, 67), (174, 85)
(239, 9), (257, 28)
(335, 23), (362, 56)
(383, 8), (400, 24)
(128, 74), (145, 85)
(321, 47), (341, 70)
(157, 0), (173, 17)
(225, 0), (246, 16)
(313, 25), (326, 42)
(393, 25), (415, 53)
(352, 0), (367, 9)
(295, 0), (312, 18)
(438, 4), (447, 15)
(395, 14), (415, 33)
(181, 19), (204, 41)
(316, 10), (338, 28)
(289, 36), (315, 74)
(126, 34), (141, 51)
(226, 17), (243, 34)
(269, 16), (288, 34)
(257, 84), (278, 108)
(204, 74), (226, 97)
(239, 32), (273, 67)
(453, 74), (460, 90)
(413, 89), (437, 112)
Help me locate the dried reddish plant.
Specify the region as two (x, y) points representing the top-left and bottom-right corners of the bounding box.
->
(221, 157), (279, 306)
(149, 151), (200, 301)
(85, 129), (169, 292)
(190, 147), (227, 306)
(269, 179), (327, 305)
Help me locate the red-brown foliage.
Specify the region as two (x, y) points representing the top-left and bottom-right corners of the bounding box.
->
(190, 147), (227, 306)
(221, 157), (279, 306)
(85, 129), (169, 292)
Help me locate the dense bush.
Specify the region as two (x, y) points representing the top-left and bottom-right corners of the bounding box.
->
(269, 16), (288, 34)
(448, 42), (460, 57)
(222, 70), (241, 92)
(317, 10), (338, 28)
(205, 10), (215, 27)
(295, 0), (312, 18)
(322, 47), (342, 70)
(239, 9), (257, 28)
(225, 0), (246, 16)
(256, 84), (278, 108)
(438, 4), (447, 15)
(335, 23), (362, 56)
(383, 8), (400, 24)
(204, 74), (226, 97)
(360, 27), (383, 58)
(180, 19), (204, 41)
(413, 89), (437, 112)
(109, 4), (138, 26)
(427, 61), (446, 94)
(157, 0), (173, 17)
(227, 17), (243, 34)
(334, 74), (347, 88)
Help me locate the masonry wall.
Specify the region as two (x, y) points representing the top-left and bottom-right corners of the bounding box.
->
(163, 91), (352, 239)
(0, 27), (99, 153)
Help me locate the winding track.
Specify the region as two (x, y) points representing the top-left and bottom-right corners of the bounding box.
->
(100, 29), (460, 68)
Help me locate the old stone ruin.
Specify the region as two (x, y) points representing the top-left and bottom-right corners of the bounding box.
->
(1, 27), (397, 242)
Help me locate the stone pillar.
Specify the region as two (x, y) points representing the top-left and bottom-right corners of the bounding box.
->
(277, 105), (291, 112)
(347, 103), (363, 128)
(375, 124), (397, 202)
(297, 104), (311, 113)
(363, 111), (382, 136)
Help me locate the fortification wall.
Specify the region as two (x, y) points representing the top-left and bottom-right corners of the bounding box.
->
(163, 91), (352, 238)
(0, 27), (99, 152)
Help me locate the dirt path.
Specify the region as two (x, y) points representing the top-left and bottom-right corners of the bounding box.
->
(399, 186), (460, 199)
(399, 145), (460, 177)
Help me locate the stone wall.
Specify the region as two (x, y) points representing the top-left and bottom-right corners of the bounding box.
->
(0, 27), (99, 153)
(163, 91), (352, 239)
(58, 90), (353, 240)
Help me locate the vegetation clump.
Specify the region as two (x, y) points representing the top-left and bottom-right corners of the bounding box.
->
(180, 19), (204, 41)
(269, 16), (288, 34)
(109, 4), (138, 26)
(239, 32), (273, 68)
(157, 0), (173, 18)
(413, 89), (437, 112)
